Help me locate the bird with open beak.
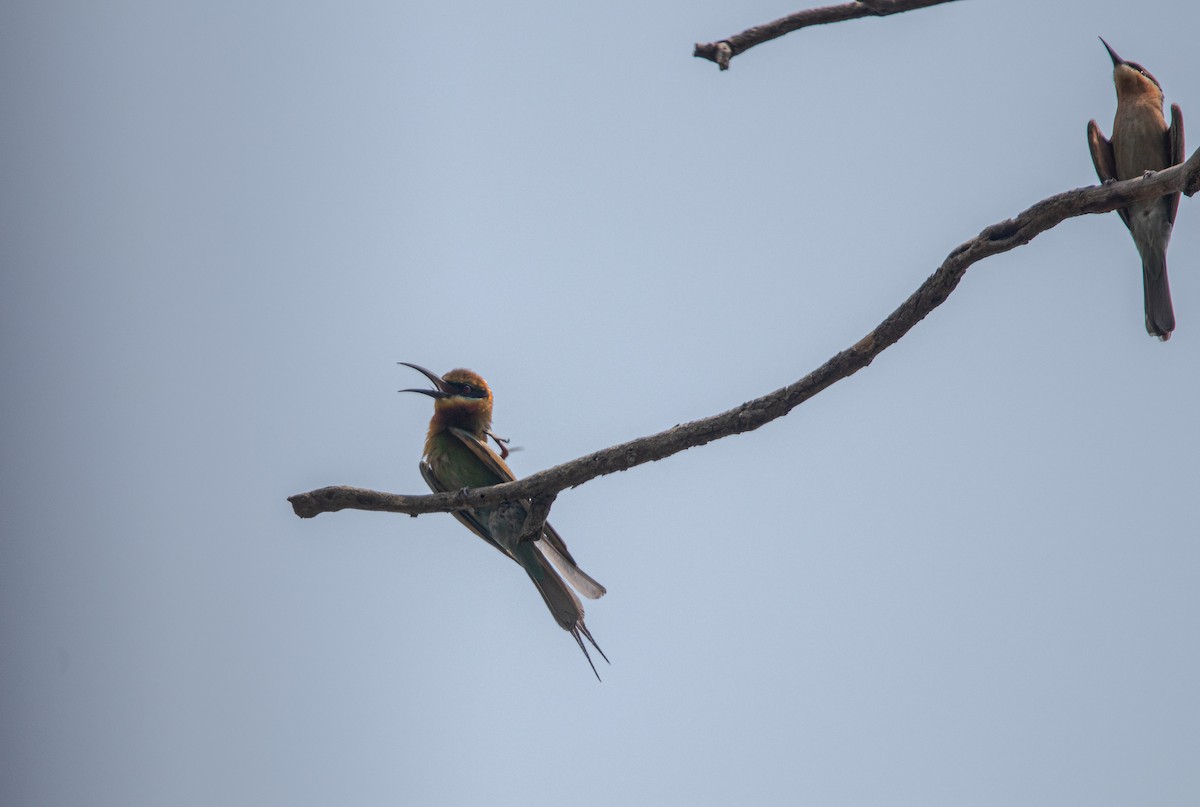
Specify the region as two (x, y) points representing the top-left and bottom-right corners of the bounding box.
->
(399, 362), (608, 678)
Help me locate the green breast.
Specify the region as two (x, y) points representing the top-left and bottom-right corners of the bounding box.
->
(426, 431), (503, 490)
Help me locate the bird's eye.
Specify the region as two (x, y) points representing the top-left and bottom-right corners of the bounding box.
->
(461, 384), (473, 394)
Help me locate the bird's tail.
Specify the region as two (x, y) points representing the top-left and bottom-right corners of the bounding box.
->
(515, 542), (610, 679)
(1141, 246), (1176, 341)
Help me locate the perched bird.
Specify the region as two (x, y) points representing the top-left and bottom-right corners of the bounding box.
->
(399, 362), (609, 677)
(1087, 37), (1185, 340)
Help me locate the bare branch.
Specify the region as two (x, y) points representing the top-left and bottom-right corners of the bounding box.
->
(694, 0), (964, 70)
(518, 493), (558, 544)
(288, 149), (1200, 520)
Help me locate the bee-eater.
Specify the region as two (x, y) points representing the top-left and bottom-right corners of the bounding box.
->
(1087, 37), (1185, 340)
(399, 362), (609, 678)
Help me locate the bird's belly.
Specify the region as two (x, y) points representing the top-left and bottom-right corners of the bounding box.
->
(1128, 199), (1173, 252)
(1111, 120), (1170, 179)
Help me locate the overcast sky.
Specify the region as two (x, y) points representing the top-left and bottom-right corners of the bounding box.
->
(3, 1), (1199, 805)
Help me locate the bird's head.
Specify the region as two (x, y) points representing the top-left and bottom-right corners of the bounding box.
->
(399, 362), (493, 434)
(1100, 37), (1164, 104)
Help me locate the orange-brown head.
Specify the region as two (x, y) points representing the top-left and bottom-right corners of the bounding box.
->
(1101, 37), (1165, 108)
(399, 363), (494, 439)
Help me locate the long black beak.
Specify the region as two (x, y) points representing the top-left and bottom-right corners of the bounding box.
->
(398, 361), (451, 398)
(1099, 36), (1123, 67)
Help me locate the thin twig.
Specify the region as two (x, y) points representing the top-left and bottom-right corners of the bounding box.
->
(288, 149), (1200, 520)
(694, 0), (964, 70)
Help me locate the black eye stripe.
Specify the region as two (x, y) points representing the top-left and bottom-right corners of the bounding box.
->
(450, 381), (486, 398)
(1124, 61), (1162, 90)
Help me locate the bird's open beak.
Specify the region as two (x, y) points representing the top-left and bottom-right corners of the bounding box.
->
(1099, 36), (1123, 67)
(398, 362), (451, 398)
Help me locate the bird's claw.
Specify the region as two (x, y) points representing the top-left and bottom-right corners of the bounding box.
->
(486, 430), (511, 459)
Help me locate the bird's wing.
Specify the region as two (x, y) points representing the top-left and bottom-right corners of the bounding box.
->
(1088, 119), (1132, 231)
(418, 459), (508, 558)
(447, 427), (605, 599)
(447, 427), (518, 482)
(1168, 103), (1184, 226)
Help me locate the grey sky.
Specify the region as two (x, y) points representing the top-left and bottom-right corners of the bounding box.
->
(3, 1), (1198, 805)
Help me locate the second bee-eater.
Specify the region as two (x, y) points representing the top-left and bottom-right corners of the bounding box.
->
(399, 362), (609, 678)
(1087, 36), (1185, 340)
